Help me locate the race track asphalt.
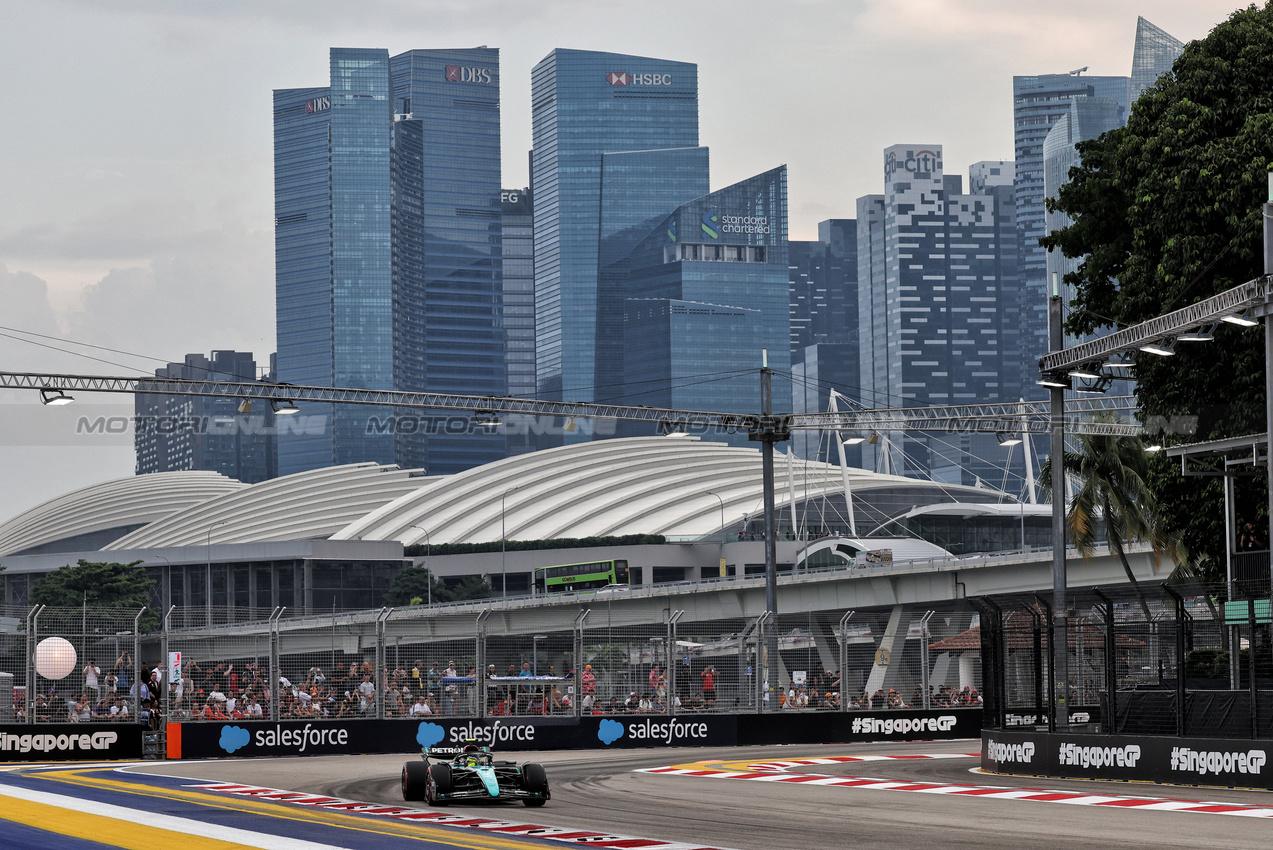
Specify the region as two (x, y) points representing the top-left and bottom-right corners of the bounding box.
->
(133, 740), (1273, 849)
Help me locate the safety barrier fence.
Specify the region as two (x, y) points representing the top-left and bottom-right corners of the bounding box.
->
(0, 603), (983, 729)
(978, 581), (1273, 739)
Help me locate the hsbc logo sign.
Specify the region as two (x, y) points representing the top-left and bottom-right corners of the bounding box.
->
(445, 65), (492, 85)
(607, 71), (672, 86)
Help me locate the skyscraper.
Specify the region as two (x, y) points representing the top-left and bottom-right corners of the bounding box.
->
(1043, 96), (1123, 348)
(856, 146), (1020, 484)
(1012, 72), (1128, 384)
(135, 351), (277, 484)
(1015, 17), (1182, 381)
(390, 48), (505, 474)
(613, 167), (792, 440)
(530, 49), (706, 405)
(1130, 16), (1185, 103)
(501, 187), (535, 401)
(274, 47), (504, 476)
(790, 219), (859, 460)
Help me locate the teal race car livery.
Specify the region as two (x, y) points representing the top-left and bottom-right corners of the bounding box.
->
(401, 744), (550, 807)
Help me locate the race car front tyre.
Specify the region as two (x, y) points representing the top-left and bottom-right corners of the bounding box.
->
(402, 761), (428, 801)
(522, 762), (549, 805)
(427, 762), (453, 805)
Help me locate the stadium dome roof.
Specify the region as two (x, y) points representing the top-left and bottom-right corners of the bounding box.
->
(333, 434), (1000, 545)
(0, 471), (245, 557)
(2, 436), (1015, 556)
(106, 463), (434, 549)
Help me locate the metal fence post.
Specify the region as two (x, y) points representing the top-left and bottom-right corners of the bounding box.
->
(476, 609), (490, 718)
(838, 611), (853, 712)
(162, 605), (175, 724)
(269, 607), (283, 722)
(574, 610), (589, 717)
(133, 608), (145, 723)
(920, 610), (934, 710)
(26, 605), (43, 725)
(376, 608), (393, 720)
(1094, 589), (1115, 735)
(755, 612), (773, 712)
(667, 611), (683, 716)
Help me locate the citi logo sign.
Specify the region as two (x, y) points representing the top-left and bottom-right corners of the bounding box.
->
(884, 148), (939, 181)
(607, 71), (672, 86)
(446, 65), (492, 84)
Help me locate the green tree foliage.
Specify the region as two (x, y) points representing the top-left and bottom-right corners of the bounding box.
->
(384, 566), (492, 606)
(1042, 4), (1273, 581)
(30, 559), (159, 631)
(1039, 423), (1185, 620)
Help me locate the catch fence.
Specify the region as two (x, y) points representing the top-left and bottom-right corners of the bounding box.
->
(978, 581), (1273, 738)
(1, 602), (983, 728)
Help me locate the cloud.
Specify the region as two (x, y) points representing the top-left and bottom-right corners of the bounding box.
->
(219, 725), (251, 753)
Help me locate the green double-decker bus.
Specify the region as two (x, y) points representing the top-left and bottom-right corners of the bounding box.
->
(531, 559), (630, 595)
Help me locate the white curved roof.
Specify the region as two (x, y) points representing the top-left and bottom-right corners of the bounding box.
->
(334, 434), (997, 546)
(106, 463), (433, 548)
(0, 471), (245, 557)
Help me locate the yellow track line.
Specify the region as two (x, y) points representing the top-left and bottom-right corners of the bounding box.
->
(23, 766), (562, 849)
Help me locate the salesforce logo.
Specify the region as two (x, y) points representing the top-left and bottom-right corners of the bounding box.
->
(417, 722), (445, 748)
(219, 726), (250, 754)
(598, 719), (625, 745)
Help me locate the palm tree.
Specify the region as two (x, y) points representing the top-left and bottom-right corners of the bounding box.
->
(1039, 419), (1185, 622)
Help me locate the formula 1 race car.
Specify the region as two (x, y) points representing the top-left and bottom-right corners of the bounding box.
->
(401, 744), (550, 807)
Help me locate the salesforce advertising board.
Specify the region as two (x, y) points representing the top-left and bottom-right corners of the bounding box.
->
(0, 724), (143, 762)
(171, 716), (736, 759)
(984, 729), (1273, 790)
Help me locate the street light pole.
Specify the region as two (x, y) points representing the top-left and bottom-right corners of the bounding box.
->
(409, 525), (431, 606)
(501, 487), (521, 602)
(206, 520), (228, 627)
(705, 491), (726, 579)
(1048, 291), (1069, 730)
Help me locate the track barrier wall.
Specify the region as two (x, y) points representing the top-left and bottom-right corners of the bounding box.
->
(167, 708), (982, 759)
(0, 722), (144, 761)
(982, 728), (1273, 790)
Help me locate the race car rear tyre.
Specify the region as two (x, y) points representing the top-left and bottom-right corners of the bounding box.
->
(522, 762), (549, 795)
(427, 762), (453, 805)
(402, 761), (428, 801)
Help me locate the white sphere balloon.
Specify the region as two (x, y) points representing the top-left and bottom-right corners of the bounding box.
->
(35, 636), (77, 680)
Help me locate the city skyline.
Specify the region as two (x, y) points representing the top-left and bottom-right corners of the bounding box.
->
(0, 1), (1244, 520)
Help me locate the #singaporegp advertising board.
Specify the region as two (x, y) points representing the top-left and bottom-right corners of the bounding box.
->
(984, 728), (1273, 791)
(0, 723), (144, 762)
(169, 709), (981, 759)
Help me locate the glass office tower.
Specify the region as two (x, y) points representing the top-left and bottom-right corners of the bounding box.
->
(1012, 72), (1127, 393)
(530, 49), (704, 405)
(1130, 16), (1185, 103)
(790, 219), (859, 461)
(614, 167), (792, 446)
(275, 47), (504, 476)
(275, 48), (394, 474)
(390, 48), (505, 474)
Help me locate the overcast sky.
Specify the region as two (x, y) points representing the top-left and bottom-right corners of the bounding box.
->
(0, 0), (1247, 523)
